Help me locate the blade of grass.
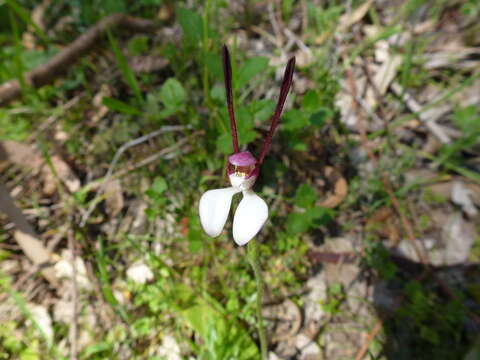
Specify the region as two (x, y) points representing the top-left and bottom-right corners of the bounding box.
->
(102, 96), (142, 115)
(0, 272), (63, 357)
(399, 37), (416, 89)
(9, 9), (27, 92)
(391, 72), (480, 130)
(96, 236), (130, 322)
(345, 25), (401, 68)
(106, 29), (143, 104)
(418, 150), (480, 184)
(5, 0), (49, 43)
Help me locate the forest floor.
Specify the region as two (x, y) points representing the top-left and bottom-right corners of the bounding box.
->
(0, 1), (479, 359)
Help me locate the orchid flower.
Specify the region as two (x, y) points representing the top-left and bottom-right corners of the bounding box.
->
(199, 46), (295, 246)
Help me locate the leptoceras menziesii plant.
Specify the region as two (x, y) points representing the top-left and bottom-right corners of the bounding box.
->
(199, 46), (295, 246)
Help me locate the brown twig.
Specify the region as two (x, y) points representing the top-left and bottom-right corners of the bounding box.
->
(383, 179), (428, 264)
(358, 52), (389, 126)
(354, 319), (383, 360)
(79, 125), (192, 226)
(267, 1), (283, 47)
(0, 14), (156, 105)
(390, 82), (451, 144)
(0, 182), (59, 286)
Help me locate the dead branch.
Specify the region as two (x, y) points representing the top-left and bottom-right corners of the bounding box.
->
(354, 319), (383, 360)
(0, 182), (58, 286)
(0, 13), (156, 106)
(79, 125), (192, 227)
(391, 82), (452, 144)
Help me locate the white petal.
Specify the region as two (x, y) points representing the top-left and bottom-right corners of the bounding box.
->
(232, 190), (268, 246)
(199, 187), (240, 237)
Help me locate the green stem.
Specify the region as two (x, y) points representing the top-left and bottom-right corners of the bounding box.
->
(247, 238), (267, 360)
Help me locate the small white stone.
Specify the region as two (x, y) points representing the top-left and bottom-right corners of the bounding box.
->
(295, 333), (321, 359)
(452, 181), (478, 217)
(157, 334), (181, 360)
(53, 299), (74, 324)
(268, 352), (281, 360)
(54, 250), (92, 291)
(126, 262), (154, 284)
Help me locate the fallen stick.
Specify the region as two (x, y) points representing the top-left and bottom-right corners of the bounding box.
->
(391, 82), (451, 144)
(354, 319), (383, 360)
(0, 13), (156, 105)
(0, 182), (58, 286)
(79, 125), (193, 227)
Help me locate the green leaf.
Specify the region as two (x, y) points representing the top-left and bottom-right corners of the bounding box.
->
(157, 107), (178, 120)
(83, 343), (113, 357)
(236, 57), (269, 89)
(285, 132), (308, 151)
(301, 90), (319, 111)
(307, 206), (333, 226)
(251, 99), (276, 122)
(236, 105), (259, 146)
(102, 97), (142, 115)
(20, 342), (40, 360)
(294, 184), (317, 208)
(420, 325), (440, 344)
(0, 109), (30, 141)
(159, 78), (187, 109)
(177, 7), (203, 44)
(152, 177), (168, 195)
(127, 35), (149, 56)
(283, 108), (310, 130)
(183, 304), (215, 338)
(144, 207), (158, 220)
(236, 105), (254, 128)
(286, 206), (332, 235)
(204, 51), (223, 81)
(452, 105), (480, 132)
(309, 107), (332, 127)
(291, 140), (308, 151)
(286, 212), (311, 235)
(216, 132), (232, 154)
(239, 129), (258, 145)
(210, 84), (225, 103)
(181, 301), (259, 359)
(145, 177), (168, 203)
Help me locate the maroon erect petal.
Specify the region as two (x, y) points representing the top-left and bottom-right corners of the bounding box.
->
(258, 56), (295, 165)
(222, 45), (239, 153)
